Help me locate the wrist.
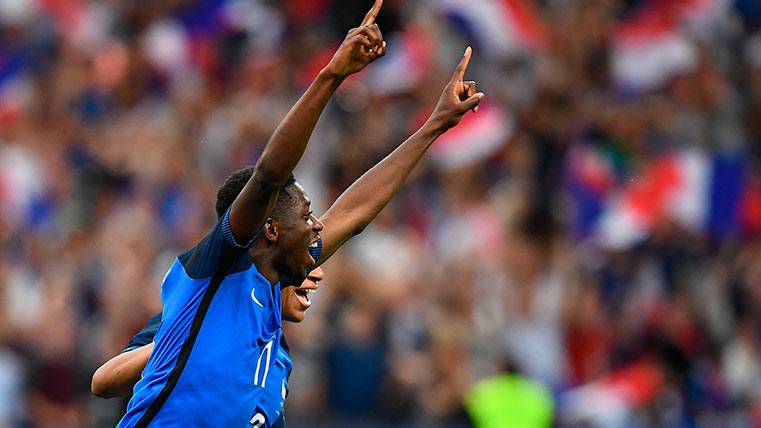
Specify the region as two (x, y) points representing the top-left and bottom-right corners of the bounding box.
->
(422, 115), (448, 138)
(318, 66), (347, 86)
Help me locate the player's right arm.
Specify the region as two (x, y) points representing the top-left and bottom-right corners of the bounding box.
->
(91, 343), (154, 398)
(228, 0), (386, 244)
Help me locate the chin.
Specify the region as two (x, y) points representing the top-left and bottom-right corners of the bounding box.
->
(285, 313), (305, 323)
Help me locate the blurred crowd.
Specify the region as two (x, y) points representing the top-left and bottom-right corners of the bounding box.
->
(2, 0), (761, 426)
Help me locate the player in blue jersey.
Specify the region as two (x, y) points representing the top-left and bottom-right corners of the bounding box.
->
(91, 268), (322, 398)
(92, 268), (324, 428)
(116, 2), (388, 426)
(117, 0), (484, 423)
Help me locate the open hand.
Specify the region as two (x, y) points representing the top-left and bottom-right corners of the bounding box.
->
(324, 0), (386, 79)
(427, 47), (485, 132)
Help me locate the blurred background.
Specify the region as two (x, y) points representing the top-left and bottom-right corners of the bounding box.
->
(2, 0), (761, 426)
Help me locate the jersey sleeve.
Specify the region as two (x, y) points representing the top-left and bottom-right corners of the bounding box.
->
(180, 208), (263, 279)
(123, 313), (162, 352)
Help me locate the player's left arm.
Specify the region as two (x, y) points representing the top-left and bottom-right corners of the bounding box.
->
(316, 48), (483, 262)
(91, 342), (154, 398)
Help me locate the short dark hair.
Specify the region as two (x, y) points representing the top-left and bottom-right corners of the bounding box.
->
(215, 167), (298, 219)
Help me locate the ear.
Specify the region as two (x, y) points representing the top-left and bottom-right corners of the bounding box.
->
(263, 218), (279, 243)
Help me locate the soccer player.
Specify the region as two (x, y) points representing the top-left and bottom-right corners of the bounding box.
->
(119, 4), (484, 426)
(116, 2), (387, 426)
(92, 268), (324, 428)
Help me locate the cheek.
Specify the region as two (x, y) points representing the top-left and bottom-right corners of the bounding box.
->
(282, 294), (295, 310)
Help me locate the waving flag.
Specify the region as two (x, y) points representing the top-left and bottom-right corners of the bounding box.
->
(433, 0), (550, 59)
(593, 150), (747, 249)
(611, 4), (698, 92)
(429, 101), (513, 170)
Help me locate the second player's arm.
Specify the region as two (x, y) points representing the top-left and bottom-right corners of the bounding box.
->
(318, 48), (484, 261)
(91, 343), (154, 398)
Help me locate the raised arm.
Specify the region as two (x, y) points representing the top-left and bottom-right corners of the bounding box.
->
(317, 47), (484, 261)
(229, 0), (386, 243)
(92, 343), (154, 398)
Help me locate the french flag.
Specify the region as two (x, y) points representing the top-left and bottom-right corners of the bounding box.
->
(610, 3), (698, 92)
(434, 0), (550, 59)
(567, 146), (618, 239)
(429, 101), (513, 170)
(594, 150), (747, 249)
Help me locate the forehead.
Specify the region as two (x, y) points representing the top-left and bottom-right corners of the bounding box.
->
(290, 182), (310, 209)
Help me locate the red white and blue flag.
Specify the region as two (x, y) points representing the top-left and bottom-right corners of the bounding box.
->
(569, 148), (749, 249)
(433, 0), (550, 59)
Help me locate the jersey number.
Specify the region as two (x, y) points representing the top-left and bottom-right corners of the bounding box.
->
(253, 339), (274, 388)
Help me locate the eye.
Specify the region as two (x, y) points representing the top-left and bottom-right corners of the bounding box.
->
(305, 211), (314, 225)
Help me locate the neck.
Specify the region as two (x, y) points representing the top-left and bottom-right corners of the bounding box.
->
(248, 241), (280, 286)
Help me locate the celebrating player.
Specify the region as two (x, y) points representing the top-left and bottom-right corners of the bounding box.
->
(117, 2), (386, 426)
(117, 2), (484, 425)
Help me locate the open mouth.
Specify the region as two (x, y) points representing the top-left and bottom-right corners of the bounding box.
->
(294, 287), (313, 308)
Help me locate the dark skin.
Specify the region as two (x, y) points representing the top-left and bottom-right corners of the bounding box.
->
(248, 183), (323, 284)
(230, 0), (385, 285)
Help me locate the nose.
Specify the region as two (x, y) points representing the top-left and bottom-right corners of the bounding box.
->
(308, 267), (324, 282)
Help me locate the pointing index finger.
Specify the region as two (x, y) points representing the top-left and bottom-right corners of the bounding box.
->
(361, 0), (383, 25)
(450, 46), (472, 83)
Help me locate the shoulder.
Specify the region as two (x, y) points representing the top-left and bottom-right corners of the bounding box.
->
(123, 313), (163, 352)
(179, 210), (257, 279)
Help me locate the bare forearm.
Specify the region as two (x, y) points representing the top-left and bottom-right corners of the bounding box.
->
(231, 70), (343, 239)
(249, 15), (385, 190)
(256, 70), (342, 183)
(318, 47), (484, 262)
(319, 121), (444, 259)
(230, 13), (387, 242)
(339, 121), (444, 217)
(91, 343), (153, 398)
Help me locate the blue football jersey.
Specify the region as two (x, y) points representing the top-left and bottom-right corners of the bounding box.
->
(117, 210), (304, 427)
(253, 335), (293, 426)
(120, 314), (295, 427)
